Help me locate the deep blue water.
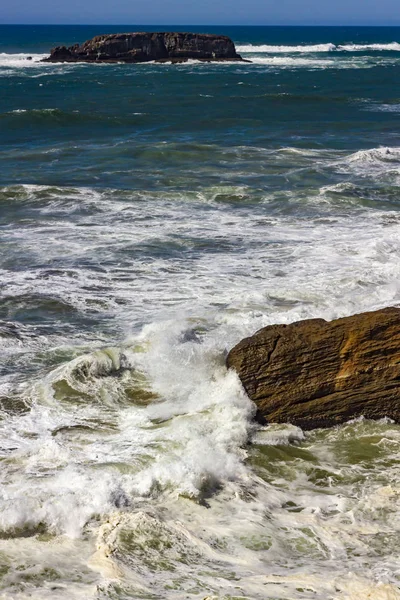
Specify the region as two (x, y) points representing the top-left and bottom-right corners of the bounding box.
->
(1, 26), (400, 188)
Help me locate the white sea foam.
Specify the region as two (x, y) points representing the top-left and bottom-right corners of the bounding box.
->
(244, 55), (388, 69)
(337, 578), (400, 600)
(0, 53), (47, 67)
(365, 103), (400, 113)
(336, 146), (400, 181)
(2, 144), (400, 596)
(252, 424), (305, 445)
(249, 56), (337, 68)
(237, 42), (400, 53)
(232, 43), (400, 69)
(0, 318), (254, 537)
(237, 43), (337, 53)
(0, 51), (391, 81)
(0, 49), (397, 78)
(339, 42), (400, 52)
(347, 146), (400, 164)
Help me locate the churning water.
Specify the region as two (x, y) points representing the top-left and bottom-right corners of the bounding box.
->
(1, 25), (400, 600)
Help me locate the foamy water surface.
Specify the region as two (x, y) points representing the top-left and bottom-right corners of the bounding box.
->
(1, 24), (400, 600)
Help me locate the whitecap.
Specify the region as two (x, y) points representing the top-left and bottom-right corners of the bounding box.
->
(247, 56), (380, 69)
(338, 42), (400, 52)
(364, 103), (400, 113)
(249, 56), (336, 68)
(0, 52), (47, 67)
(236, 42), (400, 54)
(236, 43), (337, 53)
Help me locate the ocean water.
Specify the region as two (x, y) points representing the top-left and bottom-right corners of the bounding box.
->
(1, 24), (400, 599)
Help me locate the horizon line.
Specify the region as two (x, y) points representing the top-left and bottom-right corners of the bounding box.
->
(2, 23), (400, 27)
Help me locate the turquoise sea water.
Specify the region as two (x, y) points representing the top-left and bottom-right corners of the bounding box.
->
(1, 25), (400, 600)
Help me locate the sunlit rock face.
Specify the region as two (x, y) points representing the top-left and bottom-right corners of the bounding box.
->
(227, 307), (400, 430)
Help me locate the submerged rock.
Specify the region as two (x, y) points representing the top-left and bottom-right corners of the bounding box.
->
(43, 32), (243, 63)
(227, 307), (400, 429)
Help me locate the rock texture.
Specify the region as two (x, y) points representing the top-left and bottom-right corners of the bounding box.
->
(43, 32), (243, 63)
(227, 307), (400, 429)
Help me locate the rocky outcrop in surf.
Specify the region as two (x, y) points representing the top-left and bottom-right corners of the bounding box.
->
(227, 307), (400, 430)
(43, 32), (243, 63)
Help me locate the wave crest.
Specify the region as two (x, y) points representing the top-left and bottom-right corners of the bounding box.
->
(237, 42), (400, 54)
(0, 52), (47, 67)
(237, 43), (336, 53)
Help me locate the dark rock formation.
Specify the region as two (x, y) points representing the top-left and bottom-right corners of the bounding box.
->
(43, 32), (243, 63)
(227, 307), (400, 430)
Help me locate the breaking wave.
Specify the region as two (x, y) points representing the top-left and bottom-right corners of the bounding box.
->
(0, 52), (47, 67)
(237, 43), (336, 53)
(237, 42), (400, 53)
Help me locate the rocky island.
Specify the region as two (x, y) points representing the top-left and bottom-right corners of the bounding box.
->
(227, 307), (400, 430)
(43, 32), (243, 63)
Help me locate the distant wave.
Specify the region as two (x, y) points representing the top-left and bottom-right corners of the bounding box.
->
(249, 56), (335, 68)
(340, 42), (400, 52)
(237, 42), (400, 53)
(237, 43), (336, 53)
(365, 103), (400, 113)
(346, 146), (400, 165)
(247, 56), (383, 69)
(0, 53), (47, 67)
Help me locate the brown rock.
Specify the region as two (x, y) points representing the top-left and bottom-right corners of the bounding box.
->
(226, 307), (400, 430)
(43, 32), (243, 63)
